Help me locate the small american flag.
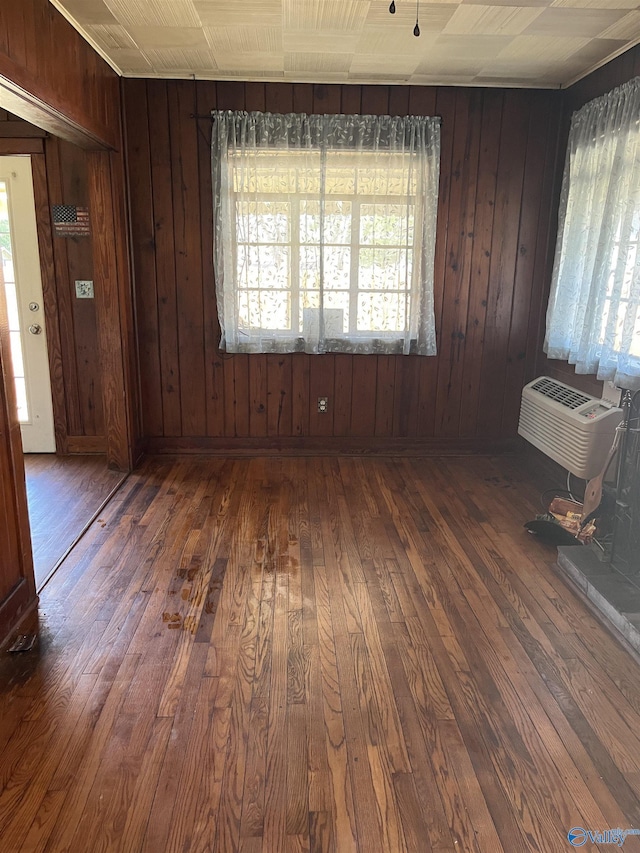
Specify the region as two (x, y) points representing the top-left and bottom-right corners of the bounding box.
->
(52, 205), (91, 237)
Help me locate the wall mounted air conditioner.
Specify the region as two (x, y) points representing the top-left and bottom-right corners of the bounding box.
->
(518, 376), (623, 480)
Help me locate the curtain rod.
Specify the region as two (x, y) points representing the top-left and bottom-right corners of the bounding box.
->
(191, 113), (442, 120)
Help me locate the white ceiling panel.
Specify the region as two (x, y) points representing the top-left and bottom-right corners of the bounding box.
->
(443, 5), (544, 35)
(204, 27), (282, 54)
(104, 0), (201, 28)
(49, 0), (640, 87)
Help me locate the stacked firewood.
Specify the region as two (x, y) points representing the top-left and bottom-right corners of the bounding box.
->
(547, 496), (596, 544)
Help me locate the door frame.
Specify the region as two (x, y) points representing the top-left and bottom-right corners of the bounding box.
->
(0, 135), (138, 472)
(0, 84), (140, 641)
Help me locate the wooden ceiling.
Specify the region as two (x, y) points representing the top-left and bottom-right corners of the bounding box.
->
(50, 0), (640, 88)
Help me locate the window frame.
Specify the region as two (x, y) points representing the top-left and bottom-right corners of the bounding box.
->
(230, 175), (421, 343)
(212, 110), (440, 356)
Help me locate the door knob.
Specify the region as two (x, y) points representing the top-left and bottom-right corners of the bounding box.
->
(29, 324), (42, 335)
(29, 302), (39, 312)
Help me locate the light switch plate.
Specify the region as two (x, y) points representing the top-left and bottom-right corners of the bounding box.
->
(75, 280), (94, 299)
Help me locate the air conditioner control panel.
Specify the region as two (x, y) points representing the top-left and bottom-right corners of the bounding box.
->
(580, 403), (612, 420)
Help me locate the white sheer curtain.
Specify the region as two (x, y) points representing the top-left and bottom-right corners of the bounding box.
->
(211, 110), (440, 354)
(545, 77), (640, 389)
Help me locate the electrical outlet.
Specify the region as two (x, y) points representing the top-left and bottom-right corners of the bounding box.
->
(317, 396), (329, 413)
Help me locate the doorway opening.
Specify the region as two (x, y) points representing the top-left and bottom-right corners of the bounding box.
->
(0, 149), (126, 590)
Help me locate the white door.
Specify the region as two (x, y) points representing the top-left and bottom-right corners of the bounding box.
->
(0, 156), (55, 452)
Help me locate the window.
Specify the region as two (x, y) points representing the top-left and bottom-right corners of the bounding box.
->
(212, 111), (440, 355)
(545, 77), (640, 390)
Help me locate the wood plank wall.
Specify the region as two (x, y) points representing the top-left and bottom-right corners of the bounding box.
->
(124, 80), (562, 451)
(535, 45), (640, 398)
(0, 0), (140, 470)
(0, 0), (120, 149)
(0, 113), (106, 451)
(40, 137), (105, 451)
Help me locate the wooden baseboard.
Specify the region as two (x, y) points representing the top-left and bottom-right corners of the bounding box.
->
(0, 579), (38, 649)
(65, 436), (107, 454)
(146, 436), (520, 457)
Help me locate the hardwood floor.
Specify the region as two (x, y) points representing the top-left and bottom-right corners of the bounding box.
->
(2, 454), (640, 852)
(24, 454), (126, 589)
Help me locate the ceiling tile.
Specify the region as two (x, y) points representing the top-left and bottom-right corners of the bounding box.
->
(46, 0), (640, 88)
(599, 10), (640, 38)
(551, 0), (638, 8)
(497, 34), (591, 60)
(463, 0), (550, 5)
(216, 52), (285, 73)
(355, 30), (433, 54)
(367, 5), (459, 35)
(204, 27), (282, 53)
(107, 47), (154, 71)
(283, 0), (371, 31)
(105, 0), (201, 27)
(128, 26), (209, 49)
(141, 47), (217, 71)
(193, 1), (282, 27)
(285, 53), (353, 73)
(430, 33), (514, 57)
(86, 23), (138, 50)
(523, 6), (627, 36)
(58, 0), (118, 25)
(562, 36), (629, 65)
(444, 5), (544, 35)
(282, 32), (360, 53)
(349, 52), (422, 75)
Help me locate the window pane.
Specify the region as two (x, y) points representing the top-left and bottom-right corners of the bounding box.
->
(2, 256), (14, 284)
(216, 113), (440, 353)
(3, 266), (20, 330)
(323, 247), (351, 290)
(237, 245), (289, 289)
(14, 377), (28, 422)
(324, 291), (350, 333)
(236, 200), (290, 243)
(238, 290), (290, 330)
(621, 242), (637, 300)
(300, 246), (320, 290)
(324, 201), (351, 244)
(301, 200), (351, 245)
(9, 331), (24, 376)
(360, 203), (414, 246)
(299, 291), (320, 335)
(358, 292), (408, 332)
(359, 248), (410, 291)
(300, 201), (320, 245)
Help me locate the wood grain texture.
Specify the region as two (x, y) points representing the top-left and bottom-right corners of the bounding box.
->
(0, 256), (36, 645)
(87, 149), (136, 470)
(30, 150), (67, 454)
(0, 0), (120, 149)
(124, 80), (563, 448)
(24, 454), (125, 589)
(1, 452), (640, 850)
(0, 1), (139, 467)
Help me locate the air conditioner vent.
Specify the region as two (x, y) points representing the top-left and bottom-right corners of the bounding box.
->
(530, 377), (591, 410)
